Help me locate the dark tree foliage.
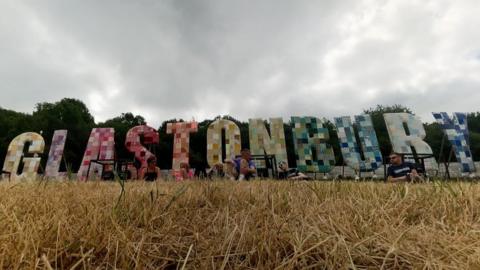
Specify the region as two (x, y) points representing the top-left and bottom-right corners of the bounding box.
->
(156, 119), (180, 169)
(467, 112), (480, 132)
(323, 119), (342, 165)
(0, 108), (34, 167)
(466, 113), (480, 161)
(424, 122), (451, 162)
(469, 133), (480, 162)
(190, 119), (212, 173)
(283, 121), (297, 167)
(31, 98), (95, 171)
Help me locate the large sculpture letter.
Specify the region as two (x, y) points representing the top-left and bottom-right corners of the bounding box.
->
(206, 119), (241, 167)
(166, 121), (198, 175)
(249, 118), (288, 166)
(77, 128), (115, 180)
(45, 130), (68, 179)
(291, 117), (335, 173)
(2, 132), (45, 180)
(384, 113), (437, 169)
(125, 125), (159, 170)
(334, 115), (383, 172)
(432, 112), (475, 173)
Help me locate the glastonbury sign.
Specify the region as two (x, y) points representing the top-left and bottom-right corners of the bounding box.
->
(1, 112), (475, 180)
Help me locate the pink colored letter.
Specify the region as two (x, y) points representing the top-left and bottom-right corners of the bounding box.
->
(125, 125), (159, 169)
(77, 128), (115, 180)
(166, 121), (198, 176)
(45, 130), (68, 179)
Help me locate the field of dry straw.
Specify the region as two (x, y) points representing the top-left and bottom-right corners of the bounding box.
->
(1, 179), (480, 269)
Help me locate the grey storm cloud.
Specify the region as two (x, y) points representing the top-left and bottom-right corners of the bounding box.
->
(0, 0), (480, 127)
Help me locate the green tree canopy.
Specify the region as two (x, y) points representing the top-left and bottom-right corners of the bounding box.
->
(0, 108), (34, 168)
(32, 98), (96, 171)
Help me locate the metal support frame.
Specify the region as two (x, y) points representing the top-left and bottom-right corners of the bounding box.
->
(87, 159), (137, 180)
(235, 154), (277, 179)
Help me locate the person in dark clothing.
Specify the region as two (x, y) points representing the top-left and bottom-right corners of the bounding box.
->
(101, 164), (115, 180)
(277, 161), (311, 180)
(139, 156), (161, 181)
(387, 152), (422, 183)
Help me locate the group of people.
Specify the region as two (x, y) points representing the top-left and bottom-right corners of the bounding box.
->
(135, 148), (259, 181)
(206, 149), (425, 183)
(103, 147), (423, 183)
(207, 148), (311, 180)
(138, 157), (193, 181)
(207, 148), (258, 180)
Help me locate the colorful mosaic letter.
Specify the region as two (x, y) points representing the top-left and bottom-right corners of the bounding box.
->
(334, 115), (383, 172)
(166, 121), (198, 174)
(432, 112), (475, 173)
(384, 113), (437, 169)
(2, 132), (45, 180)
(77, 128), (115, 180)
(125, 125), (159, 169)
(45, 130), (68, 178)
(249, 118), (288, 167)
(206, 119), (241, 167)
(291, 117), (335, 173)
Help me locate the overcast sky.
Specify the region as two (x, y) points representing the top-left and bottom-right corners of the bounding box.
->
(1, 0), (479, 127)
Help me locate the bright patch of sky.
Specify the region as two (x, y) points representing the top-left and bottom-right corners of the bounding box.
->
(0, 0), (479, 127)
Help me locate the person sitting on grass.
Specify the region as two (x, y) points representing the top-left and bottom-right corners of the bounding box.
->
(386, 152), (423, 183)
(207, 163), (225, 179)
(277, 161), (311, 180)
(139, 156), (161, 181)
(126, 163), (138, 180)
(225, 148), (257, 181)
(176, 162), (194, 181)
(101, 164), (115, 180)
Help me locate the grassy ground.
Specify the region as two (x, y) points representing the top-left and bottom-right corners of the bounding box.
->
(1, 179), (480, 269)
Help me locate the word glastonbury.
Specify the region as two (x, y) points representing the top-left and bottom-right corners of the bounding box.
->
(1, 112), (474, 180)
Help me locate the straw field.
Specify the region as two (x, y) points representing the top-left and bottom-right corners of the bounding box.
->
(1, 179), (480, 269)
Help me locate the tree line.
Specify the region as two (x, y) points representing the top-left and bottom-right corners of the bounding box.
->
(2, 98), (480, 173)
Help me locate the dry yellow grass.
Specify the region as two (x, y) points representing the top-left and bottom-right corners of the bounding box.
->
(1, 179), (480, 269)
